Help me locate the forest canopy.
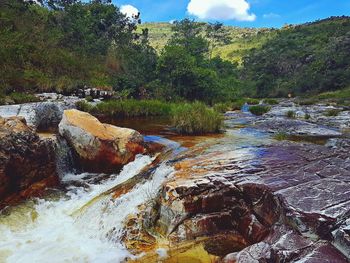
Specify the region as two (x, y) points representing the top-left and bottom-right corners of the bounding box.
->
(1, 0), (350, 101)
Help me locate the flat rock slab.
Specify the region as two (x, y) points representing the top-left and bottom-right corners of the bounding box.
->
(254, 117), (342, 137)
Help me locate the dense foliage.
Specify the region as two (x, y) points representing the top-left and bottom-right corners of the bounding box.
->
(0, 0), (155, 96)
(242, 17), (350, 97)
(1, 1), (350, 102)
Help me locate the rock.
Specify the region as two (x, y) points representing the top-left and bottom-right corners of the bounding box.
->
(0, 117), (58, 207)
(0, 94), (80, 131)
(255, 117), (342, 137)
(58, 109), (145, 173)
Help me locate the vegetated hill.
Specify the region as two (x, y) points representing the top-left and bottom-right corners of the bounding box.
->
(242, 16), (350, 97)
(138, 22), (275, 63)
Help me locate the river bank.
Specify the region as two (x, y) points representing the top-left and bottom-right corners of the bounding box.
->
(0, 97), (350, 262)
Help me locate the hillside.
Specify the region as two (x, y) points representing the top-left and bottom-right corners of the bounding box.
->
(139, 22), (275, 64)
(242, 16), (350, 97)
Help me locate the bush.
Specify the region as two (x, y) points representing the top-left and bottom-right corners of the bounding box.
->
(274, 132), (288, 141)
(246, 98), (260, 105)
(213, 102), (232, 113)
(264, 98), (279, 105)
(324, 109), (342, 116)
(9, 92), (40, 104)
(172, 102), (223, 135)
(77, 99), (173, 118)
(286, 110), (296, 118)
(249, 105), (271, 116)
(76, 100), (96, 112)
(297, 99), (318, 105)
(305, 113), (311, 120)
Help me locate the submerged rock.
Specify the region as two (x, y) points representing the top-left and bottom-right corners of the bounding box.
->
(0, 117), (58, 207)
(58, 109), (145, 173)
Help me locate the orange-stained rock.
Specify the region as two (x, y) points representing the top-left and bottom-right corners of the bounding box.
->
(58, 109), (145, 173)
(0, 117), (58, 208)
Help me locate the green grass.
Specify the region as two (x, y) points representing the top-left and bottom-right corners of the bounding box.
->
(8, 92), (40, 104)
(172, 102), (223, 135)
(77, 99), (224, 135)
(213, 102), (232, 113)
(77, 99), (173, 118)
(297, 98), (319, 105)
(274, 132), (288, 141)
(263, 98), (279, 105)
(286, 110), (296, 119)
(249, 105), (271, 116)
(324, 109), (342, 117)
(317, 88), (350, 100)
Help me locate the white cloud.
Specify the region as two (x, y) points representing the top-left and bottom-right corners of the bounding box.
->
(120, 4), (139, 18)
(187, 0), (256, 22)
(263, 13), (281, 19)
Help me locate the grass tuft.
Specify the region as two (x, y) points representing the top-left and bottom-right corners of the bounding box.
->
(172, 102), (223, 135)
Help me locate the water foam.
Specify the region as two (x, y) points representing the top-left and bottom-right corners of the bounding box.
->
(0, 155), (174, 263)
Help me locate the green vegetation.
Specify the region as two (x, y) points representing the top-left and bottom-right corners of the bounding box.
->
(317, 87), (350, 99)
(274, 132), (288, 141)
(172, 102), (223, 134)
(1, 1), (350, 106)
(77, 99), (173, 118)
(263, 98), (279, 105)
(286, 110), (296, 119)
(297, 99), (319, 106)
(324, 109), (342, 117)
(0, 92), (39, 105)
(77, 99), (223, 134)
(305, 113), (311, 120)
(249, 105), (271, 116)
(213, 102), (232, 113)
(243, 17), (350, 97)
(0, 0), (155, 97)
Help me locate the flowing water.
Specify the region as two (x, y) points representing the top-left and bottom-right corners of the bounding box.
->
(0, 115), (273, 263)
(0, 153), (175, 263)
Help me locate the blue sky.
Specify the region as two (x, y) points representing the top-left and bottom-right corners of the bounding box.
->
(114, 0), (350, 28)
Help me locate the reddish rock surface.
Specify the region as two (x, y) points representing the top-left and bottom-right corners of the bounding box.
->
(0, 117), (58, 208)
(143, 129), (350, 261)
(58, 109), (145, 173)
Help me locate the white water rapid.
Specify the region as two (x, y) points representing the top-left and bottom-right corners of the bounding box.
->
(0, 155), (175, 263)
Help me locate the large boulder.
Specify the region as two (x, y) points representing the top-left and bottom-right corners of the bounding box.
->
(0, 117), (58, 207)
(58, 109), (145, 173)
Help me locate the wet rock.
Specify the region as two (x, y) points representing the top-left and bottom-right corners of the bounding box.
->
(223, 225), (349, 263)
(0, 117), (58, 207)
(58, 109), (145, 173)
(0, 97), (79, 131)
(254, 117), (342, 137)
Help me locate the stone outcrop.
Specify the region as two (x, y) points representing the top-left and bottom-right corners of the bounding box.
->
(0, 117), (58, 207)
(133, 114), (350, 261)
(58, 109), (145, 173)
(0, 95), (80, 131)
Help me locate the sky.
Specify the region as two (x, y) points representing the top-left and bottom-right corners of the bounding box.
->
(114, 0), (350, 28)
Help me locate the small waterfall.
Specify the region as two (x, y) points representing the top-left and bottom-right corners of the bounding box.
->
(55, 137), (78, 177)
(0, 148), (175, 263)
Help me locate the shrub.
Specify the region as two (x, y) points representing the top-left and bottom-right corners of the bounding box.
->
(246, 98), (260, 105)
(77, 99), (173, 118)
(213, 102), (232, 113)
(172, 102), (223, 135)
(297, 99), (318, 105)
(305, 113), (311, 120)
(324, 109), (342, 116)
(274, 132), (288, 141)
(76, 100), (96, 112)
(264, 98), (279, 105)
(9, 92), (40, 104)
(249, 105), (271, 116)
(286, 110), (296, 118)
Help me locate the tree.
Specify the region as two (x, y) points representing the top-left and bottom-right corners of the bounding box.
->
(206, 22), (232, 60)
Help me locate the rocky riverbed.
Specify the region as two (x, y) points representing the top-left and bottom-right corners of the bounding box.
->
(0, 97), (350, 262)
